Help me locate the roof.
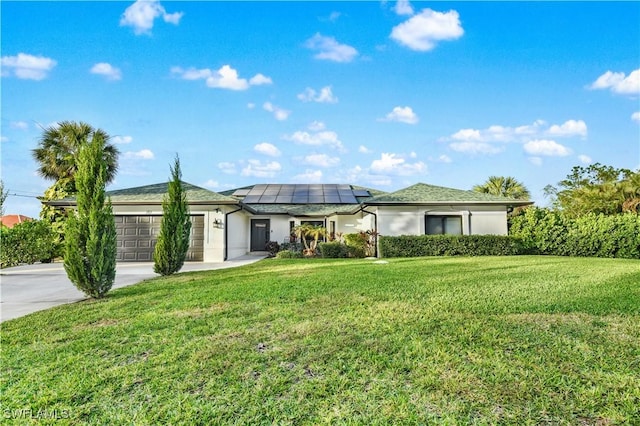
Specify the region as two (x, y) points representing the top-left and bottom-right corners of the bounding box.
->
(0, 214), (33, 228)
(244, 203), (362, 217)
(225, 184), (382, 205)
(366, 183), (533, 205)
(48, 182), (238, 206)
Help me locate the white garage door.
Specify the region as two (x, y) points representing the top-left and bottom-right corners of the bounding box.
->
(114, 215), (204, 262)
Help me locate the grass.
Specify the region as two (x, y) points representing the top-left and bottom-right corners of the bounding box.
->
(2, 256), (639, 425)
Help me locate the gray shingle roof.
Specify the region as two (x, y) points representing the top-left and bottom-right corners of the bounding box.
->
(366, 183), (532, 205)
(105, 182), (237, 204)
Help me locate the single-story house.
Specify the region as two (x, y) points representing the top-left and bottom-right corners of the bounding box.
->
(47, 182), (532, 262)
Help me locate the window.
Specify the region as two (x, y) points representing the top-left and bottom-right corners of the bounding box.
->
(426, 215), (462, 235)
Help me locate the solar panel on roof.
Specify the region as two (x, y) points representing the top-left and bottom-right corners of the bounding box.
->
(243, 195), (262, 203)
(259, 195), (277, 203)
(339, 194), (358, 203)
(237, 184), (366, 204)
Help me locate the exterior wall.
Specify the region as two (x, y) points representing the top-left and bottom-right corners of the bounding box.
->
(375, 205), (509, 237)
(225, 209), (250, 259)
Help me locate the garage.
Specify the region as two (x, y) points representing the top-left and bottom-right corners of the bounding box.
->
(114, 215), (204, 262)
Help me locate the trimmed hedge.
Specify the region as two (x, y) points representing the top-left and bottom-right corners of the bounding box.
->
(379, 234), (525, 258)
(318, 242), (350, 258)
(0, 220), (60, 268)
(275, 250), (303, 259)
(509, 208), (640, 259)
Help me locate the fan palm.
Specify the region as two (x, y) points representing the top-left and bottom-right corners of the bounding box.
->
(473, 176), (530, 200)
(32, 121), (119, 188)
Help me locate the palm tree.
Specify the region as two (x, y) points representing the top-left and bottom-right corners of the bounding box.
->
(32, 121), (119, 189)
(473, 176), (530, 200)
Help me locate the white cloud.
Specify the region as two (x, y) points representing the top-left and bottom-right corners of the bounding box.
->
(547, 119), (587, 138)
(120, 0), (183, 35)
(308, 121), (326, 131)
(90, 62), (122, 81)
(359, 145), (373, 154)
(379, 106), (419, 124)
(284, 130), (344, 152)
(10, 121), (29, 130)
(1, 53), (56, 80)
(449, 142), (503, 155)
(305, 33), (358, 63)
(293, 169), (323, 183)
(390, 8), (463, 51)
(0, 136), (8, 143)
(263, 102), (290, 121)
(523, 139), (571, 157)
(394, 0), (414, 16)
(172, 65), (270, 91)
(632, 111), (640, 122)
(254, 142), (281, 157)
(111, 135), (133, 144)
(247, 103), (255, 109)
(122, 149), (154, 160)
(302, 153), (340, 168)
(578, 154), (592, 164)
(370, 153), (426, 176)
(434, 154), (452, 163)
(297, 86), (338, 103)
(240, 160), (281, 178)
(249, 73), (273, 86)
(202, 179), (219, 189)
(328, 12), (341, 22)
(589, 69), (640, 95)
(447, 119), (585, 148)
(218, 162), (237, 174)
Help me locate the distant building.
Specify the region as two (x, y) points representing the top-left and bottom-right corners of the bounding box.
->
(0, 214), (33, 228)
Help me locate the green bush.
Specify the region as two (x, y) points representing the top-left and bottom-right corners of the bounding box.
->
(379, 234), (525, 258)
(318, 242), (350, 258)
(275, 249), (303, 259)
(344, 233), (367, 258)
(510, 207), (640, 259)
(265, 241), (280, 257)
(0, 220), (60, 268)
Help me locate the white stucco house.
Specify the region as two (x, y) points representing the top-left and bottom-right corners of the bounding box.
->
(48, 182), (532, 262)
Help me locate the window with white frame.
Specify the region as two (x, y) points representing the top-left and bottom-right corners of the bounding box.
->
(425, 215), (462, 235)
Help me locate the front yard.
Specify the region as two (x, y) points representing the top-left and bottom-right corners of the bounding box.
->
(2, 256), (639, 424)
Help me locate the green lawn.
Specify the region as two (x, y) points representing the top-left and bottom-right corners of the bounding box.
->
(2, 256), (639, 425)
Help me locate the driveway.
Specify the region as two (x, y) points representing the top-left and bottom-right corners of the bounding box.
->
(0, 255), (266, 322)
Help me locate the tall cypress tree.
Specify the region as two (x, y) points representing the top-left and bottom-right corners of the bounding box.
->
(153, 155), (191, 275)
(64, 132), (117, 298)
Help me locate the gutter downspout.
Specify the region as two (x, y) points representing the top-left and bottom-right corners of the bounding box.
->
(224, 205), (244, 261)
(360, 206), (378, 258)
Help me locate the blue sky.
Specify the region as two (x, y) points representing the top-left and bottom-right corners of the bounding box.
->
(2, 1), (639, 218)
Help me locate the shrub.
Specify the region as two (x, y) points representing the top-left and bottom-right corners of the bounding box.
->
(318, 241), (350, 258)
(64, 133), (117, 298)
(276, 250), (303, 259)
(510, 207), (640, 259)
(281, 241), (303, 254)
(0, 220), (59, 268)
(379, 235), (525, 258)
(344, 233), (367, 258)
(265, 241), (280, 257)
(154, 156), (191, 276)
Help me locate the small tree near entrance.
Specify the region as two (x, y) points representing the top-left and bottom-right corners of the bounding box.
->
(64, 132), (117, 298)
(294, 224), (326, 256)
(153, 155), (191, 276)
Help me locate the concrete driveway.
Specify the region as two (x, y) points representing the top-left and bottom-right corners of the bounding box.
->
(0, 255), (266, 323)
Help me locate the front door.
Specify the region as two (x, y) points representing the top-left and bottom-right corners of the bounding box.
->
(250, 219), (270, 251)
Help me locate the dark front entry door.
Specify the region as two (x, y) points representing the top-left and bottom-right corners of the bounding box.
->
(251, 219), (270, 251)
